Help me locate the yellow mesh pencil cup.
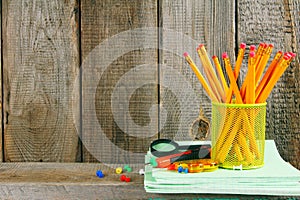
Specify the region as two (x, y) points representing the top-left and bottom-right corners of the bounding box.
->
(211, 102), (267, 170)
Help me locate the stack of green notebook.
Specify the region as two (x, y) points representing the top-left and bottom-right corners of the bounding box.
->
(144, 140), (300, 196)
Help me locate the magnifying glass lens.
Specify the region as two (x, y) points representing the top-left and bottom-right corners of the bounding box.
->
(150, 139), (180, 157)
(152, 143), (176, 152)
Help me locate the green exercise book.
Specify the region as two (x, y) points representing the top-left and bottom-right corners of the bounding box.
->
(144, 140), (300, 196)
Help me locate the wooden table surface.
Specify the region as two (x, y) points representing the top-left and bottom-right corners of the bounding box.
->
(0, 162), (297, 200)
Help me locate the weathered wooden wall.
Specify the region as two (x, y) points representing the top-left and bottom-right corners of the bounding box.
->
(1, 0), (299, 169)
(237, 0), (300, 169)
(2, 0), (80, 162)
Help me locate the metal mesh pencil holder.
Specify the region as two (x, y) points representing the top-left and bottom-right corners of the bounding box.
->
(211, 102), (267, 170)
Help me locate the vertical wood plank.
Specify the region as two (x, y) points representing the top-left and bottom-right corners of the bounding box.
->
(0, 0), (2, 162)
(80, 0), (158, 163)
(2, 0), (80, 162)
(237, 0), (300, 169)
(159, 0), (235, 140)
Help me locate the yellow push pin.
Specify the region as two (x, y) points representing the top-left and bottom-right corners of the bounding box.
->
(116, 167), (123, 174)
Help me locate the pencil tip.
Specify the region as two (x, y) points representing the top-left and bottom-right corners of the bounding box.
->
(289, 52), (296, 58)
(212, 55), (217, 59)
(183, 52), (189, 57)
(240, 43), (246, 49)
(283, 54), (290, 60)
(222, 52), (228, 59)
(249, 51), (255, 57)
(199, 44), (204, 48)
(250, 45), (256, 51)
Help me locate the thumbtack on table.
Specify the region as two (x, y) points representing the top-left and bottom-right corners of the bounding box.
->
(233, 164), (243, 171)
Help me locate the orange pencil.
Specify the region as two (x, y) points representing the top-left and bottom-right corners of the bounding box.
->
(234, 43), (247, 78)
(226, 43), (246, 103)
(222, 52), (243, 104)
(184, 52), (218, 102)
(245, 51), (256, 104)
(255, 51), (283, 99)
(256, 54), (293, 103)
(253, 43), (266, 65)
(255, 44), (274, 87)
(240, 45), (256, 100)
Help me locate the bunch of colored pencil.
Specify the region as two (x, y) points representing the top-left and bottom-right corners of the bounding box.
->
(184, 43), (296, 166)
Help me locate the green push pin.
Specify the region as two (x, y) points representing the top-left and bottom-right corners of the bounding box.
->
(149, 157), (158, 167)
(124, 165), (132, 172)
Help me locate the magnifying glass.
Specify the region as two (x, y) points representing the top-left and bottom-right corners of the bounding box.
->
(149, 139), (211, 168)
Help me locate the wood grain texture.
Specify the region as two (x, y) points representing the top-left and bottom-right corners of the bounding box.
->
(159, 0), (235, 140)
(2, 0), (80, 162)
(0, 0), (2, 162)
(0, 0), (298, 171)
(80, 0), (158, 163)
(237, 0), (300, 169)
(0, 163), (295, 199)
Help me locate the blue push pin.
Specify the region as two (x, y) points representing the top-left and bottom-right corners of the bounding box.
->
(177, 166), (183, 173)
(96, 170), (104, 178)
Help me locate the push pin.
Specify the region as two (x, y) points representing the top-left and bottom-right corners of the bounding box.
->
(233, 164), (243, 171)
(125, 177), (131, 182)
(183, 168), (189, 173)
(120, 174), (131, 182)
(177, 166), (184, 173)
(124, 165), (132, 172)
(96, 170), (105, 178)
(139, 169), (145, 175)
(120, 174), (126, 181)
(115, 167), (123, 174)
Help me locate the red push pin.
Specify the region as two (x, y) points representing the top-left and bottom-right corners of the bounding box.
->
(125, 177), (131, 182)
(120, 175), (126, 181)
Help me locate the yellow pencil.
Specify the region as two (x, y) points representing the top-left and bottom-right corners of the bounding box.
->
(213, 107), (236, 156)
(245, 51), (256, 104)
(234, 43), (247, 78)
(226, 43), (246, 103)
(243, 52), (260, 159)
(216, 121), (239, 163)
(184, 52), (219, 102)
(198, 45), (226, 102)
(238, 131), (254, 163)
(253, 43), (265, 65)
(240, 45), (256, 101)
(255, 44), (274, 87)
(246, 47), (261, 158)
(256, 54), (292, 103)
(212, 55), (229, 94)
(233, 142), (244, 162)
(255, 51), (283, 99)
(197, 48), (222, 102)
(223, 52), (243, 104)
